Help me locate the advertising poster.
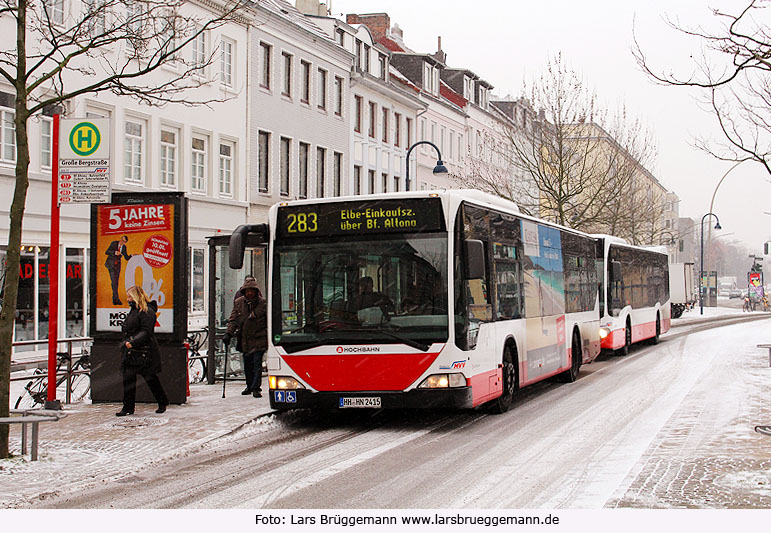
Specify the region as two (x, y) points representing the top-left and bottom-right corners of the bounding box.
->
(95, 202), (175, 333)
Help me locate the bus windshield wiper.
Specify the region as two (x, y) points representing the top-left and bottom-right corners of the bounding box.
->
(376, 329), (430, 352)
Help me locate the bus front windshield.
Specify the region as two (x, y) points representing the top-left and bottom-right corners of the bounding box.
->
(273, 233), (448, 352)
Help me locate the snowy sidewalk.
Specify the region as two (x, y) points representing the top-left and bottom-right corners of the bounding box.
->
(0, 380), (276, 508)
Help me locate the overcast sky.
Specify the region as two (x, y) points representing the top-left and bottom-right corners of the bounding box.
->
(328, 0), (770, 255)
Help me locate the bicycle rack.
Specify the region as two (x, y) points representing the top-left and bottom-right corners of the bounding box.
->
(0, 409), (67, 461)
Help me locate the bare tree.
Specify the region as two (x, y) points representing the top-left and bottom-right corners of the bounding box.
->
(460, 55), (659, 241)
(633, 1), (771, 174)
(0, 0), (246, 459)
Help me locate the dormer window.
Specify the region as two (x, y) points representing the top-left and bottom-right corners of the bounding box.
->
(464, 77), (473, 101)
(479, 87), (488, 109)
(423, 62), (438, 95)
(378, 54), (387, 80)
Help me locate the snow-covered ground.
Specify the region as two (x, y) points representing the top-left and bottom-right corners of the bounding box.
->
(2, 306), (770, 523)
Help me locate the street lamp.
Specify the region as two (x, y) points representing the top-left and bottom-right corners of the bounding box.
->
(699, 212), (722, 315)
(404, 141), (448, 191)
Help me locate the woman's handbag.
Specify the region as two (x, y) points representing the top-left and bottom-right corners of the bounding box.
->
(125, 347), (149, 368)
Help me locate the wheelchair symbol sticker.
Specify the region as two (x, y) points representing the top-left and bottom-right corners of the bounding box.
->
(286, 391), (296, 403)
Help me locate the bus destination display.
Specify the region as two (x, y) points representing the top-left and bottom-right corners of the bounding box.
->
(277, 198), (444, 238)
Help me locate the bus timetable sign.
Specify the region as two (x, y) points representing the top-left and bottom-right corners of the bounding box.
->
(58, 118), (112, 205)
(276, 198), (445, 238)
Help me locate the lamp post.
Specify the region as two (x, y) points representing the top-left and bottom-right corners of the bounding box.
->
(404, 141), (448, 191)
(706, 160), (746, 257)
(699, 212), (722, 315)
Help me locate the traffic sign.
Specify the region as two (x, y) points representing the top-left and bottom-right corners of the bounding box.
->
(58, 118), (112, 205)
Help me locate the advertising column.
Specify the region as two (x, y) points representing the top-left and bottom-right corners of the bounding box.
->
(90, 192), (188, 404)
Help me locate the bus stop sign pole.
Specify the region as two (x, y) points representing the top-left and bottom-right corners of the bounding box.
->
(46, 114), (61, 409)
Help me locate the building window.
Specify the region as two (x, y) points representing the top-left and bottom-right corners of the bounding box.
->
(45, 0), (65, 26)
(382, 172), (388, 193)
(219, 141), (233, 197)
(458, 134), (463, 161)
(316, 147), (326, 198)
(191, 31), (207, 72)
(420, 118), (426, 142)
(394, 113), (401, 147)
(354, 165), (361, 195)
(363, 44), (371, 73)
(281, 52), (292, 97)
(124, 119), (144, 183)
(300, 60), (310, 103)
(333, 152), (342, 197)
(334, 76), (343, 116)
(160, 129), (177, 187)
(41, 116), (52, 168)
(298, 142), (309, 199)
(336, 28), (345, 45)
(0, 108), (16, 163)
(440, 125), (446, 154)
(280, 137), (290, 196)
(394, 175), (400, 192)
(368, 169), (375, 194)
(379, 54), (387, 80)
(354, 96), (362, 133)
(85, 0), (107, 37)
(382, 108), (389, 143)
(259, 42), (272, 89)
(449, 130), (454, 161)
(258, 131), (270, 193)
(430, 121), (436, 145)
(191, 136), (207, 192)
(406, 117), (412, 148)
(368, 101), (376, 138)
(317, 68), (327, 110)
(220, 38), (234, 87)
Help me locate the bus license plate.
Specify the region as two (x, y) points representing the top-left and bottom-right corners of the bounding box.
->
(339, 397), (381, 408)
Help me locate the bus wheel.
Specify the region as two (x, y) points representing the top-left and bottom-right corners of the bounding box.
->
(559, 330), (582, 383)
(492, 345), (518, 414)
(618, 318), (631, 356)
(651, 314), (661, 345)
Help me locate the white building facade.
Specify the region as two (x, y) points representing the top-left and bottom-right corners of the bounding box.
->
(0, 0), (252, 342)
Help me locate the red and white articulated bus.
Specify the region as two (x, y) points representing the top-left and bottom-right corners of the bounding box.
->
(594, 235), (671, 354)
(231, 190), (602, 413)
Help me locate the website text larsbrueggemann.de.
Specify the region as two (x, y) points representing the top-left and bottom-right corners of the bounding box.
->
(256, 513), (560, 527)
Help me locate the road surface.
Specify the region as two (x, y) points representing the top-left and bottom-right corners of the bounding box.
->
(38, 316), (771, 509)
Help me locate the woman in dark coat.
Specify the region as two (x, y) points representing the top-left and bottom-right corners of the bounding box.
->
(116, 285), (169, 416)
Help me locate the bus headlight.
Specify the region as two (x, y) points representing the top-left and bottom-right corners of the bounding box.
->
(269, 376), (306, 390)
(418, 373), (466, 388)
(599, 327), (611, 339)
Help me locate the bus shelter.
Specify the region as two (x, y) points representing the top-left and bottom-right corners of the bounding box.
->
(206, 234), (267, 385)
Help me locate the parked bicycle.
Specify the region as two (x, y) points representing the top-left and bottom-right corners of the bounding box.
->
(186, 328), (208, 384)
(15, 349), (90, 409)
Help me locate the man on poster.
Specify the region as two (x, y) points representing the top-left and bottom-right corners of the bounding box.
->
(105, 235), (132, 305)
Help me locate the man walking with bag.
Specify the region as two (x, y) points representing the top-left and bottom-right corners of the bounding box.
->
(223, 278), (267, 397)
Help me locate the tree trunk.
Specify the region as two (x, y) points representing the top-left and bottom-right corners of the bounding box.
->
(0, 0), (29, 460)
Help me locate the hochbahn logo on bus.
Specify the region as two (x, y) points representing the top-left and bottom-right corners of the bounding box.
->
(336, 346), (381, 353)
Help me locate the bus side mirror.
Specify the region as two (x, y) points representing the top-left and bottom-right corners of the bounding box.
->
(611, 260), (622, 280)
(229, 225), (249, 269)
(464, 239), (485, 279)
(229, 224), (269, 269)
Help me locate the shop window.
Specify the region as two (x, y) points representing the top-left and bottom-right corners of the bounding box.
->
(66, 248), (85, 337)
(191, 248), (205, 313)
